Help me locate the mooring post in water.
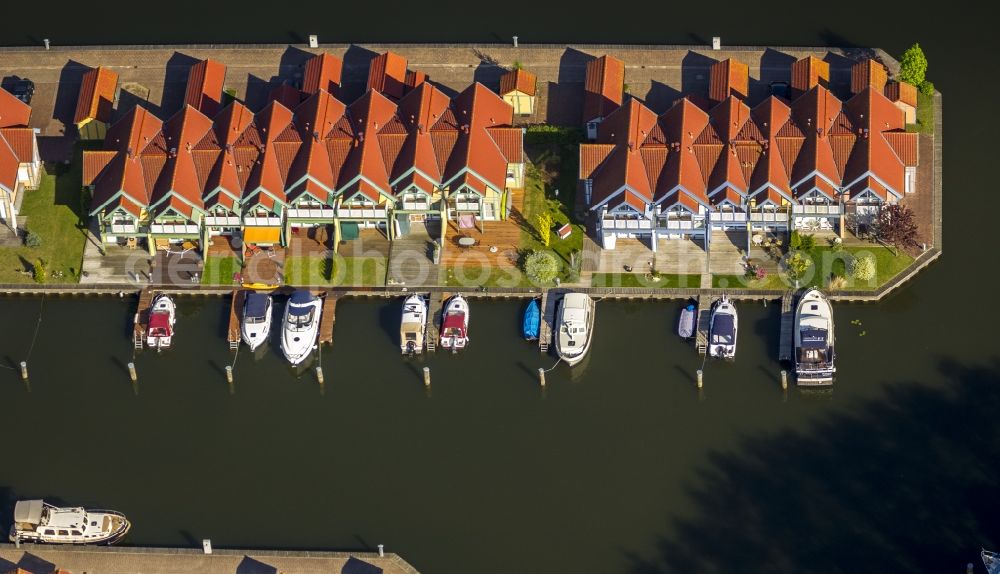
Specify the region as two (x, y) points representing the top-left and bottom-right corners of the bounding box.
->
(696, 369), (703, 389)
(316, 367), (325, 385)
(538, 368), (546, 387)
(20, 361), (28, 380)
(225, 366), (233, 384)
(780, 370), (788, 390)
(423, 367), (431, 387)
(128, 362), (137, 382)
(378, 544), (385, 557)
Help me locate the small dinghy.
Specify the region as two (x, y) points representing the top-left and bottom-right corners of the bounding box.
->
(241, 292), (273, 351)
(522, 299), (541, 340)
(281, 290), (322, 366)
(708, 295), (738, 360)
(677, 303), (696, 339)
(400, 294), (427, 354)
(555, 293), (595, 367)
(145, 294), (176, 350)
(9, 499), (131, 545)
(439, 295), (469, 351)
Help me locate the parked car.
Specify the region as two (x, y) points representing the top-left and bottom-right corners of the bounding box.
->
(10, 79), (34, 104)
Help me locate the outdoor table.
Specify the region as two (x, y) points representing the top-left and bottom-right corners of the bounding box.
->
(458, 236), (476, 247)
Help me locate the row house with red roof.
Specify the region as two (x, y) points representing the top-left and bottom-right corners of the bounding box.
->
(579, 55), (919, 252)
(83, 52), (524, 254)
(0, 88), (42, 231)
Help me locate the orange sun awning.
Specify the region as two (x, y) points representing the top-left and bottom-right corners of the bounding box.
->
(243, 226), (281, 244)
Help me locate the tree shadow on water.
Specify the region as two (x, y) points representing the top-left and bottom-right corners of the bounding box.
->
(628, 358), (1000, 574)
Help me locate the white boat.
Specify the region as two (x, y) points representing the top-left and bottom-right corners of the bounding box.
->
(241, 292), (273, 351)
(555, 293), (595, 367)
(281, 290), (322, 365)
(9, 500), (130, 545)
(400, 295), (427, 354)
(439, 295), (469, 351)
(794, 288), (836, 386)
(145, 294), (176, 350)
(708, 295), (738, 360)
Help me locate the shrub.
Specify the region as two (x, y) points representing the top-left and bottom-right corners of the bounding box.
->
(828, 276), (849, 290)
(744, 263), (767, 281)
(784, 251), (812, 280)
(511, 60), (522, 70)
(535, 212), (553, 247)
(33, 258), (48, 284)
(920, 80), (935, 96)
(850, 254), (877, 282)
(799, 233), (816, 251)
(24, 231), (42, 248)
(524, 251), (559, 284)
(899, 43), (928, 87)
(789, 230), (803, 250)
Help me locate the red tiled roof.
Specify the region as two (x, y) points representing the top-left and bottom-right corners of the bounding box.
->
(74, 67), (118, 125)
(405, 70), (428, 90)
(0, 127), (35, 163)
(884, 131), (918, 166)
(269, 84), (303, 112)
(885, 81), (918, 108)
(303, 53), (343, 96)
(843, 87), (906, 195)
(709, 59), (749, 102)
(0, 136), (18, 191)
(790, 56), (829, 94)
(367, 51), (409, 100)
(338, 90), (398, 200)
(214, 101), (255, 147)
(83, 150), (117, 185)
(441, 83), (515, 193)
(583, 55), (624, 122)
(0, 87), (32, 127)
(499, 68), (537, 96)
(487, 126), (523, 163)
(580, 143), (615, 179)
(850, 58), (888, 95)
(184, 59), (227, 118)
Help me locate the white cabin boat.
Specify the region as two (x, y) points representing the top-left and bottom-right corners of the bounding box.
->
(145, 294), (176, 350)
(439, 295), (469, 351)
(555, 293), (595, 366)
(400, 295), (427, 354)
(9, 500), (130, 545)
(241, 292), (273, 351)
(794, 289), (836, 386)
(708, 295), (738, 360)
(281, 290), (322, 366)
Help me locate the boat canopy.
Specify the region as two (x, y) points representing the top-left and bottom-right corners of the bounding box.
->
(148, 311), (171, 331)
(288, 290), (315, 315)
(245, 293), (269, 318)
(711, 314), (735, 343)
(800, 327), (828, 349)
(442, 312), (465, 330)
(14, 500), (44, 524)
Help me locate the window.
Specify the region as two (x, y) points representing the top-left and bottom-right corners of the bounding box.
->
(58, 530), (69, 536)
(72, 530), (82, 536)
(905, 166), (916, 194)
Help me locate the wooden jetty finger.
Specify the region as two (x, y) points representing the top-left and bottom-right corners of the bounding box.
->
(227, 289), (244, 350)
(778, 291), (795, 362)
(319, 292), (338, 345)
(695, 295), (712, 356)
(133, 287), (155, 350)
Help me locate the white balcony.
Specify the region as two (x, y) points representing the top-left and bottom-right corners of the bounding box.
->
(749, 212), (787, 222)
(110, 223), (137, 234)
(244, 216), (282, 226)
(713, 212), (748, 222)
(657, 218), (705, 230)
(454, 201), (480, 212)
(337, 208), (387, 218)
(204, 216), (241, 226)
(151, 224), (199, 235)
(402, 201), (431, 211)
(602, 218), (653, 230)
(287, 208), (335, 219)
(792, 204), (842, 215)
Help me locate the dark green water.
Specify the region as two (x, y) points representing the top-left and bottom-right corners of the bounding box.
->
(3, 5), (999, 573)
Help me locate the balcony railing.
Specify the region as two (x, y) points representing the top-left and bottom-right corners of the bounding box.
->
(712, 212), (748, 222)
(602, 218), (653, 230)
(151, 224), (199, 235)
(337, 207), (387, 218)
(792, 204), (842, 215)
(402, 201), (431, 211)
(656, 219), (705, 230)
(110, 224), (138, 234)
(749, 212), (788, 222)
(244, 216), (281, 226)
(204, 216), (241, 226)
(287, 208), (335, 219)
(453, 201), (480, 212)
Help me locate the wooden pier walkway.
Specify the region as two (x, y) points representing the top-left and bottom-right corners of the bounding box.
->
(778, 291), (796, 362)
(695, 295), (712, 356)
(426, 291), (443, 352)
(538, 290), (555, 353)
(226, 289), (243, 350)
(319, 293), (338, 345)
(132, 287), (155, 349)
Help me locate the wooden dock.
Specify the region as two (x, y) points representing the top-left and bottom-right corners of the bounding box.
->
(133, 287), (155, 349)
(778, 291), (796, 362)
(425, 291), (441, 352)
(695, 295), (712, 356)
(227, 290), (243, 350)
(538, 291), (555, 353)
(319, 293), (338, 345)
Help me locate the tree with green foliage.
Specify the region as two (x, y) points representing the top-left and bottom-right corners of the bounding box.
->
(789, 230), (803, 250)
(850, 253), (877, 282)
(524, 251), (559, 284)
(536, 212), (553, 247)
(899, 43), (928, 87)
(33, 258), (48, 284)
(799, 233), (816, 251)
(784, 251), (812, 281)
(919, 80), (935, 96)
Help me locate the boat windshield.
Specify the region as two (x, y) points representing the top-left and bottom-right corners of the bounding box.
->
(711, 314), (735, 345)
(287, 308), (314, 330)
(443, 327), (464, 338)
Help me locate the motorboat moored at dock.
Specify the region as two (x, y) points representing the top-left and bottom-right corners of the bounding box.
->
(145, 294), (176, 350)
(794, 288), (836, 386)
(708, 295), (738, 360)
(281, 290), (322, 365)
(241, 292), (273, 351)
(439, 295), (469, 351)
(555, 293), (595, 367)
(400, 295), (427, 354)
(9, 500), (130, 545)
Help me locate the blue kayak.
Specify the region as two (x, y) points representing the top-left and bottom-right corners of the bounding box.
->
(522, 299), (541, 340)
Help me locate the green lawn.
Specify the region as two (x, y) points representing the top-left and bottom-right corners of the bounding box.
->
(907, 90), (935, 134)
(200, 256), (240, 285)
(520, 127), (586, 282)
(593, 273), (702, 288)
(0, 156), (90, 284)
(440, 264), (529, 288)
(802, 245), (913, 290)
(284, 255), (386, 286)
